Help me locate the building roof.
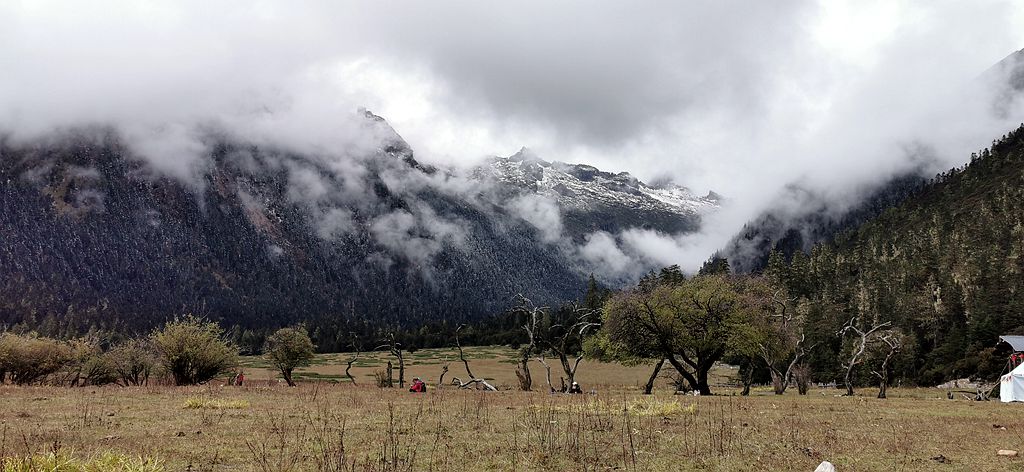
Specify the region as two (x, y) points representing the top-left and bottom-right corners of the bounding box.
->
(1000, 335), (1024, 351)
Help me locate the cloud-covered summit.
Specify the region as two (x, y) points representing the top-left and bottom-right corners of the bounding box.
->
(3, 1), (1024, 273)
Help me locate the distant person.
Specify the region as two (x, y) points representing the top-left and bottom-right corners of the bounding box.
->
(236, 372), (245, 386)
(568, 381), (582, 394)
(409, 377), (426, 393)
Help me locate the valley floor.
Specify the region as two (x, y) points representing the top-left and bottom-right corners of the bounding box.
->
(1, 350), (1022, 471)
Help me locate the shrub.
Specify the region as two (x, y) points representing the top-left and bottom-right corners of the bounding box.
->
(0, 333), (72, 385)
(151, 315), (238, 385)
(106, 339), (157, 386)
(374, 369), (390, 388)
(264, 326), (315, 386)
(63, 337), (120, 387)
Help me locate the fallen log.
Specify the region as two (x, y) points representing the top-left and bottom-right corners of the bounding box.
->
(450, 376), (497, 391)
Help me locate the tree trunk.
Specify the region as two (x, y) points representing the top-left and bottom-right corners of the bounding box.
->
(875, 345), (897, 399)
(665, 356), (698, 392)
(695, 366), (712, 396)
(844, 366), (855, 396)
(284, 369), (296, 387)
(770, 369), (786, 395)
(397, 353), (405, 388)
(345, 359), (357, 385)
(517, 356), (532, 391)
(558, 353), (574, 387)
(643, 359), (665, 395)
(793, 364), (811, 395)
(740, 361), (755, 396)
(386, 360), (394, 388)
(537, 357), (555, 393)
(877, 358), (891, 399)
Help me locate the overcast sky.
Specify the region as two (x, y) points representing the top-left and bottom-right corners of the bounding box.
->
(3, 0), (1024, 269)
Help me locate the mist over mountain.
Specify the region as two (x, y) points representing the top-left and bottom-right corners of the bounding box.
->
(716, 47), (1024, 273)
(719, 172), (928, 273)
(0, 112), (714, 332)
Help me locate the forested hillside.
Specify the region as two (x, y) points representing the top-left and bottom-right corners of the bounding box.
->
(768, 124), (1024, 384)
(0, 112), (712, 342)
(721, 173), (928, 273)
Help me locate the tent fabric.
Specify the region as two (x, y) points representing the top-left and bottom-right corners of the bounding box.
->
(1001, 362), (1024, 402)
(1000, 335), (1024, 352)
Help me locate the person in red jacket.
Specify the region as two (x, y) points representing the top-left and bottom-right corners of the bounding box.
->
(409, 377), (426, 393)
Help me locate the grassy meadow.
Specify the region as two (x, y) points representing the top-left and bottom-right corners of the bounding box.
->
(1, 346), (1023, 471)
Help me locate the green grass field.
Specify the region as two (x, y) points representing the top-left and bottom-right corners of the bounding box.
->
(1, 347), (1023, 471)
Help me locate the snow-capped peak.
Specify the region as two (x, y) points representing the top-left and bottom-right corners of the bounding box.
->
(479, 150), (719, 219)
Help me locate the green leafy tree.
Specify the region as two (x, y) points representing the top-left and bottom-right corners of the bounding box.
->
(264, 326), (316, 386)
(601, 274), (750, 395)
(698, 256), (731, 276)
(658, 265), (686, 286)
(583, 274), (611, 312)
(151, 315), (238, 386)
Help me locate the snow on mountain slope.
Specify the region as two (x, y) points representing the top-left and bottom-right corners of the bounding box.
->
(476, 147), (719, 240)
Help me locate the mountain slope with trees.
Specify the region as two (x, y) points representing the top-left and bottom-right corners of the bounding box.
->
(0, 112), (710, 340)
(767, 124), (1024, 385)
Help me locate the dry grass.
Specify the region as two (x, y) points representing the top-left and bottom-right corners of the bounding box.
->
(182, 397), (251, 410)
(0, 347), (1022, 471)
(1, 451), (164, 472)
(238, 345), (698, 388)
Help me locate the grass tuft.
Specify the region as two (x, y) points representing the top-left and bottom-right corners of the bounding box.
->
(182, 397), (250, 409)
(1, 451), (164, 472)
(625, 397), (696, 416)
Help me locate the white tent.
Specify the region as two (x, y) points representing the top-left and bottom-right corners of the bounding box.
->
(1001, 362), (1024, 402)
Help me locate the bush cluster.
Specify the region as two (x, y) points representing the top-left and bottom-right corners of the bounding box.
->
(0, 315), (237, 386)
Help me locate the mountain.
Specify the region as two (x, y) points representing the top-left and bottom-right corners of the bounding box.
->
(985, 47), (1024, 116)
(476, 147), (718, 242)
(766, 124), (1024, 384)
(719, 172), (928, 273)
(0, 112), (713, 339)
(722, 48), (1024, 274)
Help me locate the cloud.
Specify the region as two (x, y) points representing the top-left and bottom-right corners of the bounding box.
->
(2, 0), (1024, 277)
(508, 194), (563, 243)
(576, 232), (634, 281)
(369, 206), (467, 267)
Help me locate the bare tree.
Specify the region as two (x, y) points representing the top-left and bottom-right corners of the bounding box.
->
(449, 325), (496, 391)
(544, 302), (600, 388)
(513, 295), (545, 391)
(450, 376), (497, 391)
(871, 330), (903, 399)
(455, 325), (474, 379)
(749, 290), (818, 395)
(344, 335), (361, 386)
(758, 333), (816, 395)
(536, 355), (555, 393)
(375, 333), (404, 388)
(837, 317), (891, 396)
(438, 360), (449, 389)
